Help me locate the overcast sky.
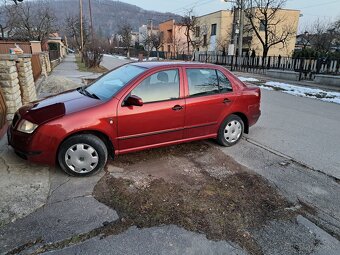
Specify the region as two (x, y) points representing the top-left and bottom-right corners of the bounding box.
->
(118, 0), (340, 32)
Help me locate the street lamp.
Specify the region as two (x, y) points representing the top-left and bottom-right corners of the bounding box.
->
(224, 0), (245, 56)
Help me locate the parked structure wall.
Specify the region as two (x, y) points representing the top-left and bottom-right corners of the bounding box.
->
(195, 10), (234, 53)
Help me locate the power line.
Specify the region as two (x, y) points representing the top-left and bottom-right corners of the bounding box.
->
(300, 0), (339, 9)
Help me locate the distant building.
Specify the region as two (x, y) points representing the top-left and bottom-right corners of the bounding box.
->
(194, 8), (300, 57)
(194, 10), (234, 53)
(138, 24), (159, 46)
(243, 8), (300, 57)
(159, 19), (192, 56)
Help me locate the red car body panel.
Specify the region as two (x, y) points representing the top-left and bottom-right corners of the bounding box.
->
(8, 62), (261, 166)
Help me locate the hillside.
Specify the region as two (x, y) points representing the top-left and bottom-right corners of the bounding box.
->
(47, 0), (182, 36)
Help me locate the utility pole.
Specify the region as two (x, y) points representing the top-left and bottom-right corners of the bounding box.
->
(88, 0), (94, 42)
(225, 0), (245, 56)
(79, 0), (84, 52)
(238, 0), (244, 56)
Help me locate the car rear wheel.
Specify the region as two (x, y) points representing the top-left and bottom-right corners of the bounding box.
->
(58, 134), (108, 176)
(217, 114), (244, 147)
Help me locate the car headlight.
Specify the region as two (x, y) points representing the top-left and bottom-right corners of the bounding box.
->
(17, 120), (38, 134)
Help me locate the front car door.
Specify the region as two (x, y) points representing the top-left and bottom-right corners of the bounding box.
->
(183, 67), (237, 139)
(117, 68), (185, 153)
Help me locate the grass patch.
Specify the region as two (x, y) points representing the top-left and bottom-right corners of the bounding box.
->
(75, 55), (108, 73)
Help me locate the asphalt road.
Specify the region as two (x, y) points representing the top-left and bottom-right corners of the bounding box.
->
(246, 89), (340, 179)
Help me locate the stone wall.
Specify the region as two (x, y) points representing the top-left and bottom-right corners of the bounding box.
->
(17, 55), (37, 105)
(0, 54), (39, 121)
(0, 55), (22, 121)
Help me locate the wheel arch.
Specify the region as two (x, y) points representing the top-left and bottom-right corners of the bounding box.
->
(230, 112), (249, 134)
(56, 130), (115, 164)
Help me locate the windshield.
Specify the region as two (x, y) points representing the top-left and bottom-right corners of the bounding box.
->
(85, 65), (146, 100)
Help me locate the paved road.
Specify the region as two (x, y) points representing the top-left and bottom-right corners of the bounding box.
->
(101, 54), (132, 70)
(246, 89), (340, 179)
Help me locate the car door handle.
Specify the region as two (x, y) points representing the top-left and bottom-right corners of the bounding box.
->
(172, 105), (184, 111)
(223, 98), (232, 104)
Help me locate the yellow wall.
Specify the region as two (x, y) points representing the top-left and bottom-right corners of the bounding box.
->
(195, 10), (234, 52)
(244, 8), (300, 57)
(195, 8), (300, 57)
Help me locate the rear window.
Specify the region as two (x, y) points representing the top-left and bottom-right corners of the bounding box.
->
(186, 68), (232, 97)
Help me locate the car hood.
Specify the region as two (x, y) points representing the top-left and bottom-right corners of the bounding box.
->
(19, 89), (104, 125)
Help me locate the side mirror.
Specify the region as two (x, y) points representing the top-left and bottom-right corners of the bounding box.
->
(125, 95), (143, 106)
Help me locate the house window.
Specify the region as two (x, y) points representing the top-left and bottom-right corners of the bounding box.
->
(195, 26), (200, 37)
(203, 35), (207, 46)
(259, 20), (266, 31)
(211, 24), (217, 36)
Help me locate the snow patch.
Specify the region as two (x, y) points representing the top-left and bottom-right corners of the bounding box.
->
(263, 81), (340, 105)
(238, 77), (260, 82)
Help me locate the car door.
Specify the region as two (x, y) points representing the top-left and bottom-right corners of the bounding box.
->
(117, 68), (185, 152)
(183, 67), (237, 139)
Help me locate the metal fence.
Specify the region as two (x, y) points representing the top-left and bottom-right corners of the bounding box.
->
(198, 53), (340, 80)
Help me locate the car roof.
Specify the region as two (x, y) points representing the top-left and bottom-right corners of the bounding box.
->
(130, 61), (220, 69)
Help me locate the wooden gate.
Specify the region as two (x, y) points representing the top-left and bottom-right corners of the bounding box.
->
(31, 53), (42, 81)
(0, 87), (8, 138)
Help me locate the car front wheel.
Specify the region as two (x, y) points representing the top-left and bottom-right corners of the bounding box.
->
(217, 114), (244, 147)
(58, 134), (108, 176)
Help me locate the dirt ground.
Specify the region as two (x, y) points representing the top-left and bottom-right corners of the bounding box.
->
(94, 141), (298, 255)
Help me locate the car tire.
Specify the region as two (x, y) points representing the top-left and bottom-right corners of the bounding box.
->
(217, 114), (244, 147)
(58, 134), (108, 177)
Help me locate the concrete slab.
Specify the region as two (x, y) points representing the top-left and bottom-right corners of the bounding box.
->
(44, 225), (247, 255)
(0, 196), (118, 254)
(0, 138), (50, 228)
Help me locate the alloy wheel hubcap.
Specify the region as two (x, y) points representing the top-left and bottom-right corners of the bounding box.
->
(224, 120), (242, 143)
(65, 143), (99, 173)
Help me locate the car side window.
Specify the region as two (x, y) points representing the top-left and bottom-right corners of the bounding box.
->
(217, 70), (233, 92)
(186, 69), (220, 97)
(131, 69), (180, 103)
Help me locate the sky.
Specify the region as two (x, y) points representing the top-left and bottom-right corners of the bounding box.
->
(118, 0), (340, 32)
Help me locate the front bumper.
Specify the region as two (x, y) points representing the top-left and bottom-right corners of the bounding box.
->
(7, 125), (56, 165)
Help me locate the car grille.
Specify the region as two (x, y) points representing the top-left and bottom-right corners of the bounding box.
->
(12, 113), (20, 128)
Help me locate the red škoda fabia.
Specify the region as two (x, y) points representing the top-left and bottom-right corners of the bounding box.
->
(8, 62), (261, 176)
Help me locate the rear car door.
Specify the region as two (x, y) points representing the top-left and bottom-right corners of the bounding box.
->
(183, 67), (237, 139)
(117, 68), (185, 152)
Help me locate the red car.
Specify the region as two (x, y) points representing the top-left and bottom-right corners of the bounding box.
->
(8, 62), (261, 176)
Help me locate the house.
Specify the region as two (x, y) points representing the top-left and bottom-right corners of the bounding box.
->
(243, 8), (300, 57)
(159, 19), (192, 57)
(194, 10), (234, 53)
(138, 24), (159, 46)
(194, 8), (300, 57)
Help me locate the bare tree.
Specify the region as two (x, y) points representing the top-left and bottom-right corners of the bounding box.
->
(118, 23), (132, 58)
(309, 19), (337, 54)
(181, 9), (197, 55)
(0, 1), (18, 38)
(139, 29), (152, 59)
(65, 15), (90, 52)
(4, 0), (57, 42)
(151, 31), (164, 60)
(244, 0), (296, 58)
